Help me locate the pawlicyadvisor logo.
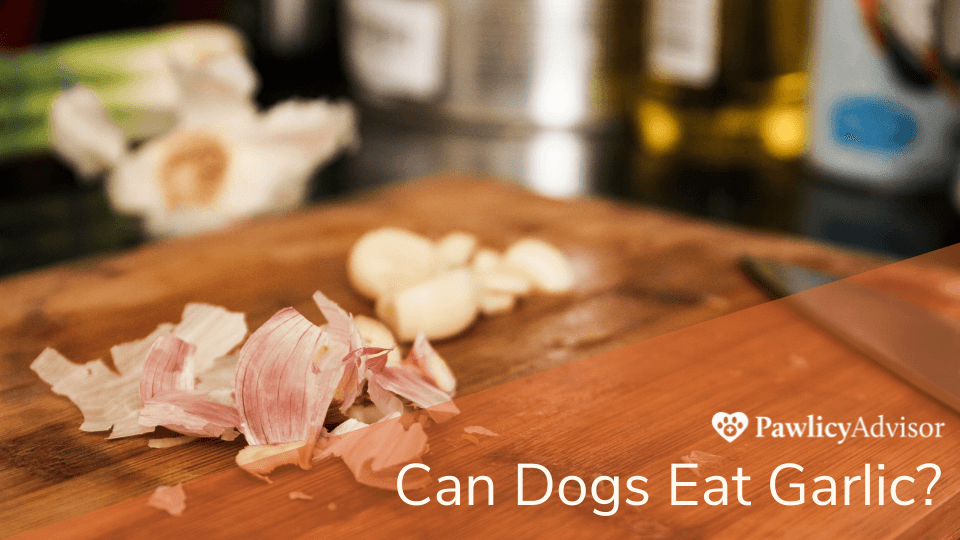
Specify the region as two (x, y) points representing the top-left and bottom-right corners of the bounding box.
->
(713, 412), (945, 444)
(712, 412), (748, 442)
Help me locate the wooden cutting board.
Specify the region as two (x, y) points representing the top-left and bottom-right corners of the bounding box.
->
(3, 176), (958, 538)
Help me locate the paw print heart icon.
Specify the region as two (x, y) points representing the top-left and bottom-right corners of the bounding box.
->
(712, 412), (749, 442)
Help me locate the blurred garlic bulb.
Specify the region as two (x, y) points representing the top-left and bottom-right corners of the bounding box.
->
(50, 46), (357, 238)
(49, 86), (127, 178)
(108, 100), (355, 237)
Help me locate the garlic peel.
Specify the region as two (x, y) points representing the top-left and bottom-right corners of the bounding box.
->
(49, 85), (127, 179)
(403, 333), (457, 394)
(236, 440), (306, 478)
(29, 303), (246, 440)
(353, 314), (402, 367)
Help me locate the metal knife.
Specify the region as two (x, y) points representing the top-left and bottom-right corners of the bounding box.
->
(741, 257), (960, 414)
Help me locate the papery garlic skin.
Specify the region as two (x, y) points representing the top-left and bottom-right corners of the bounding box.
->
(170, 51), (259, 131)
(353, 315), (402, 367)
(235, 440), (306, 477)
(404, 333), (457, 395)
(50, 86), (127, 179)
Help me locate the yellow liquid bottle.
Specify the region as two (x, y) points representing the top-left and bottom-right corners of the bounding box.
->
(631, 0), (811, 229)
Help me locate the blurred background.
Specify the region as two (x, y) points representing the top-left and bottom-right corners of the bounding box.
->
(3, 0), (960, 277)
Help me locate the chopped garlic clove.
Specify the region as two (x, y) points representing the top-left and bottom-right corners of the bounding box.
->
(353, 315), (402, 367)
(348, 227), (439, 300)
(479, 291), (516, 316)
(472, 248), (501, 273)
(479, 268), (533, 296)
(436, 231), (478, 269)
(502, 238), (575, 294)
(376, 268), (478, 341)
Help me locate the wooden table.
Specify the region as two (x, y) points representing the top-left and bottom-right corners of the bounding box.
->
(5, 176), (959, 538)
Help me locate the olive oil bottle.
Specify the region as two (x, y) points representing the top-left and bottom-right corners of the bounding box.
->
(631, 0), (811, 230)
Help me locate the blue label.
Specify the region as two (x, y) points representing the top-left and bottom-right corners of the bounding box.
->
(831, 97), (918, 152)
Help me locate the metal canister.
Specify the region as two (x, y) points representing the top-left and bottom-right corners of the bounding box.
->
(339, 0), (630, 196)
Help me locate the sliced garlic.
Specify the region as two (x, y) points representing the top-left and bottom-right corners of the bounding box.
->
(479, 291), (516, 316)
(347, 227), (439, 300)
(502, 238), (575, 294)
(436, 231), (478, 269)
(353, 314), (402, 367)
(376, 268), (479, 341)
(480, 268), (533, 296)
(472, 248), (501, 273)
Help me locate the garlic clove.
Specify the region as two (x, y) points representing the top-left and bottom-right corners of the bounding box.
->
(353, 314), (402, 367)
(436, 231), (478, 269)
(471, 248), (501, 273)
(480, 267), (533, 296)
(376, 268), (479, 341)
(501, 238), (575, 294)
(478, 291), (516, 316)
(347, 227), (439, 300)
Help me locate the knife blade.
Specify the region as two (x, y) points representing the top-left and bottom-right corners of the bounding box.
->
(741, 257), (960, 414)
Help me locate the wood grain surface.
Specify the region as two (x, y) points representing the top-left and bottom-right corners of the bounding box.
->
(3, 176), (954, 538)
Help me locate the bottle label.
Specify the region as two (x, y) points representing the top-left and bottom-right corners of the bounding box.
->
(343, 0), (445, 100)
(831, 97), (918, 152)
(647, 0), (722, 88)
(807, 0), (958, 191)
